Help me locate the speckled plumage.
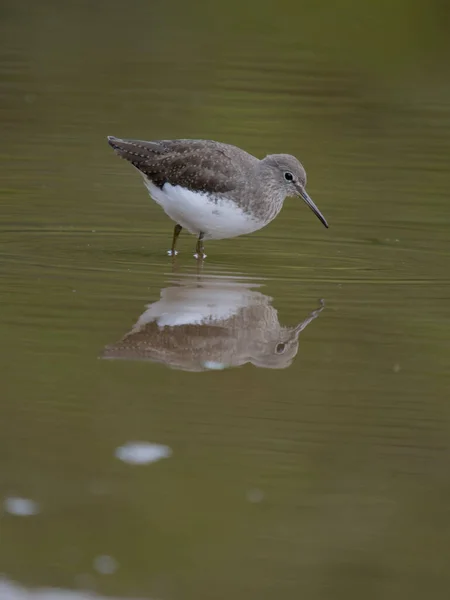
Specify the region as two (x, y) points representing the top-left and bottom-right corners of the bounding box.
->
(107, 136), (328, 257)
(109, 138), (249, 195)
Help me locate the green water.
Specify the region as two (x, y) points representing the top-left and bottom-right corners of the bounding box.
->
(1, 1), (450, 598)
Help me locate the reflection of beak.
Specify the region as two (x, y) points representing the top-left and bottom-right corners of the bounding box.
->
(292, 299), (325, 338)
(296, 185), (329, 229)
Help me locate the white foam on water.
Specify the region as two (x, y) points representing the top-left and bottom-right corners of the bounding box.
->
(4, 497), (39, 516)
(0, 576), (153, 599)
(114, 442), (172, 465)
(246, 488), (265, 503)
(93, 555), (118, 575)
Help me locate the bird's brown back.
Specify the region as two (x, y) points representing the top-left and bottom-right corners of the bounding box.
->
(107, 137), (257, 195)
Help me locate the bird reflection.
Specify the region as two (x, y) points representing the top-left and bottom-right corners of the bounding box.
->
(101, 275), (324, 371)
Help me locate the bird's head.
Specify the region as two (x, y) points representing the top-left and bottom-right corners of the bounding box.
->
(261, 154), (328, 228)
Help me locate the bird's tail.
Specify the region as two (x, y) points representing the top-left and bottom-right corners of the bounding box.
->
(107, 135), (165, 168)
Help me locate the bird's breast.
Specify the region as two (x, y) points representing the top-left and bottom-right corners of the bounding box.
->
(144, 179), (266, 240)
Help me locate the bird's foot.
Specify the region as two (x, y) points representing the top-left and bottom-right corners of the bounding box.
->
(193, 252), (207, 260)
(167, 249), (179, 257)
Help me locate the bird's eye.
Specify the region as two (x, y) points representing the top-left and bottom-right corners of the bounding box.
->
(284, 172), (294, 182)
(276, 342), (286, 354)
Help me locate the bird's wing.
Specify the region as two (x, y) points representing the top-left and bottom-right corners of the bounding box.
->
(108, 137), (251, 194)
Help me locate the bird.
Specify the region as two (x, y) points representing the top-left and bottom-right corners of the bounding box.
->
(101, 274), (325, 371)
(107, 136), (329, 259)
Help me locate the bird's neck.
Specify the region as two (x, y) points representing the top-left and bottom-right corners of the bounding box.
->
(247, 165), (286, 222)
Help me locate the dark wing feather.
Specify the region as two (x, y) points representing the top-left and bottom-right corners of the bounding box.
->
(107, 137), (249, 194)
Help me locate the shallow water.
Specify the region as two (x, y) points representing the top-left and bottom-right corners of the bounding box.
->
(1, 1), (450, 598)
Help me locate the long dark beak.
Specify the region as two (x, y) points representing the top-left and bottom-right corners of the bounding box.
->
(296, 186), (329, 229)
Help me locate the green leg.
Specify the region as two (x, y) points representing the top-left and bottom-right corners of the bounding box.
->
(194, 232), (206, 259)
(168, 224), (182, 256)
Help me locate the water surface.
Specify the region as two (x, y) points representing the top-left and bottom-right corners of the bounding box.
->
(1, 1), (450, 598)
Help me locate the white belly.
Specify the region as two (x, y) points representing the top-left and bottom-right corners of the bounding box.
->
(143, 179), (263, 240)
